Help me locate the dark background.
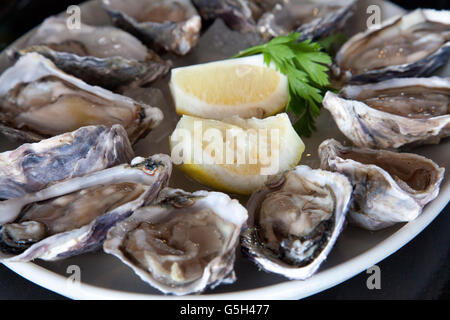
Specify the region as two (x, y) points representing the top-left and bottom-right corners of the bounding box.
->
(0, 0), (449, 300)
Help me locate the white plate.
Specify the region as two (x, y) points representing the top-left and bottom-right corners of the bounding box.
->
(1, 0), (449, 300)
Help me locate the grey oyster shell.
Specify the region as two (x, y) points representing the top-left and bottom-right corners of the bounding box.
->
(257, 0), (355, 41)
(102, 0), (201, 55)
(0, 53), (163, 144)
(0, 124), (133, 200)
(192, 0), (256, 33)
(9, 17), (171, 92)
(322, 77), (450, 149)
(319, 139), (445, 231)
(103, 187), (248, 295)
(241, 165), (352, 280)
(334, 9), (450, 83)
(0, 154), (172, 261)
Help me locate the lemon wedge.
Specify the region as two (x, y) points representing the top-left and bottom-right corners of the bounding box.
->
(169, 54), (289, 120)
(170, 113), (305, 195)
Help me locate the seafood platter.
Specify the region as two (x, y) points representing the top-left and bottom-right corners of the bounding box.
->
(0, 0), (448, 299)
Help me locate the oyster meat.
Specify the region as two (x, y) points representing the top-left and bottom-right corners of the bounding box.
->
(0, 53), (163, 143)
(257, 0), (355, 41)
(104, 188), (248, 295)
(10, 17), (171, 91)
(319, 139), (445, 230)
(0, 124), (133, 200)
(241, 165), (352, 280)
(0, 154), (172, 261)
(102, 0), (201, 55)
(334, 9), (450, 83)
(323, 77), (450, 149)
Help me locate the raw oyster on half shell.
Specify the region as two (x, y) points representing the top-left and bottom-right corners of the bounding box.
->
(333, 9), (450, 83)
(0, 53), (163, 143)
(104, 187), (248, 295)
(0, 125), (133, 200)
(257, 0), (356, 41)
(319, 139), (445, 230)
(9, 17), (171, 91)
(322, 77), (450, 149)
(102, 0), (201, 55)
(241, 165), (352, 279)
(0, 154), (172, 261)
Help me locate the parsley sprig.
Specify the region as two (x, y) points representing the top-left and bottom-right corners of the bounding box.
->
(234, 32), (332, 137)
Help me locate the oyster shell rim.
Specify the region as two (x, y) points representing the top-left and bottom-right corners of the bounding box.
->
(0, 52), (164, 144)
(333, 8), (450, 83)
(318, 138), (445, 230)
(103, 187), (248, 296)
(101, 0), (202, 55)
(322, 77), (450, 149)
(241, 165), (353, 280)
(0, 154), (173, 262)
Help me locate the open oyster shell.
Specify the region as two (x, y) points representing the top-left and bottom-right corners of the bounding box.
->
(241, 165), (352, 280)
(103, 187), (248, 295)
(257, 0), (356, 41)
(0, 154), (172, 261)
(192, 0), (256, 33)
(9, 17), (171, 92)
(319, 139), (445, 230)
(102, 0), (201, 55)
(333, 9), (450, 83)
(0, 53), (163, 144)
(322, 77), (450, 149)
(0, 124), (133, 200)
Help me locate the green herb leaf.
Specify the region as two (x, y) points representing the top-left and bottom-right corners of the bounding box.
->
(234, 32), (333, 137)
(317, 33), (348, 55)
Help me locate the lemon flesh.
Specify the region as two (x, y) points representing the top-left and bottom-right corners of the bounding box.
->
(169, 55), (289, 119)
(170, 113), (305, 195)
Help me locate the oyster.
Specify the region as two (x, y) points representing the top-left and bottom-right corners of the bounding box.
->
(103, 188), (248, 295)
(9, 17), (171, 91)
(192, 0), (256, 33)
(0, 154), (172, 261)
(241, 165), (352, 280)
(0, 124), (133, 200)
(257, 0), (355, 41)
(322, 77), (450, 149)
(319, 139), (445, 230)
(334, 9), (450, 83)
(0, 53), (163, 143)
(102, 0), (201, 55)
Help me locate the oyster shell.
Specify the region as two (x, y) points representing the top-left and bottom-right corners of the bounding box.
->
(0, 53), (163, 143)
(0, 154), (172, 261)
(192, 0), (256, 33)
(241, 165), (352, 280)
(319, 139), (445, 230)
(102, 0), (201, 55)
(257, 0), (355, 41)
(0, 124), (133, 200)
(103, 187), (248, 295)
(9, 17), (171, 92)
(334, 9), (450, 83)
(322, 77), (450, 149)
